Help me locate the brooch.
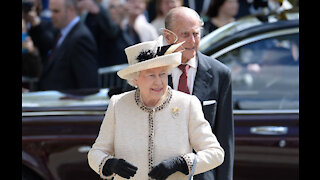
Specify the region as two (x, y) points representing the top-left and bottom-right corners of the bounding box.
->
(171, 107), (180, 118)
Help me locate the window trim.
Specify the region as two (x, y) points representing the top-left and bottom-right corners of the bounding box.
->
(233, 109), (299, 115)
(210, 28), (299, 59)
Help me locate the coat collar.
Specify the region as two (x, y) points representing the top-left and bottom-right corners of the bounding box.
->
(135, 86), (172, 112)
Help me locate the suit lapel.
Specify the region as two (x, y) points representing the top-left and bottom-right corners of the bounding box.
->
(192, 52), (213, 102)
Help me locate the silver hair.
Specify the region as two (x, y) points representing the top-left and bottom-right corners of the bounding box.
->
(126, 72), (140, 87)
(165, 6), (204, 31)
(126, 66), (173, 87)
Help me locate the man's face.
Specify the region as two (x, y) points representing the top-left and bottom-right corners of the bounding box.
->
(50, 0), (69, 29)
(125, 0), (146, 17)
(166, 13), (201, 63)
(108, 0), (125, 25)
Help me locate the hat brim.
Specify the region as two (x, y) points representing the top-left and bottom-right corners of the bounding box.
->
(117, 52), (181, 80)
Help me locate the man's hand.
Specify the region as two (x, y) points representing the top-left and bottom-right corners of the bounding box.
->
(77, 0), (100, 14)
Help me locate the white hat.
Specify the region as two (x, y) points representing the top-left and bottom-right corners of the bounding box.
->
(117, 36), (184, 80)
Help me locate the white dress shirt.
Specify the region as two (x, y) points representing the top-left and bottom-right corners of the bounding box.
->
(171, 56), (198, 94)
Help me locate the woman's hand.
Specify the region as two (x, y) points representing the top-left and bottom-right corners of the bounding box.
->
(148, 156), (188, 179)
(103, 158), (138, 179)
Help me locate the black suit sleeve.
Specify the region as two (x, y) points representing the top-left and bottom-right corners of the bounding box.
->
(70, 33), (99, 89)
(94, 3), (120, 38)
(28, 20), (58, 62)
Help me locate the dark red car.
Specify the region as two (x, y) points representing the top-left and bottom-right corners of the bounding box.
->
(22, 11), (299, 180)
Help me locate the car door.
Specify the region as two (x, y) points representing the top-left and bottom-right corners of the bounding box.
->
(22, 88), (110, 180)
(210, 30), (299, 180)
(22, 106), (106, 180)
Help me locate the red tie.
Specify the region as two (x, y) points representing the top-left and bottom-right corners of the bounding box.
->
(178, 64), (190, 94)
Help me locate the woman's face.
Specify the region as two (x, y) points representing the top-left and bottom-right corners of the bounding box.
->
(160, 0), (182, 16)
(108, 0), (125, 25)
(220, 0), (239, 17)
(134, 66), (168, 106)
(125, 0), (146, 17)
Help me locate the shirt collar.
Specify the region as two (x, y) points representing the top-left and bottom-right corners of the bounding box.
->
(183, 56), (198, 69)
(60, 16), (80, 38)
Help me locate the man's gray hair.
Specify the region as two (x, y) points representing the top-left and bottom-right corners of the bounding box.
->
(165, 6), (204, 30)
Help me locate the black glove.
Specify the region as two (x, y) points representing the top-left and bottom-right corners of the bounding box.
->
(102, 158), (138, 179)
(148, 156), (189, 180)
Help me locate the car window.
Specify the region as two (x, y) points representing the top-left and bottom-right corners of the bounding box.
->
(215, 33), (299, 110)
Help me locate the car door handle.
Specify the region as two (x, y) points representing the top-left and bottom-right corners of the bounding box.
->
(250, 126), (288, 135)
(78, 146), (91, 153)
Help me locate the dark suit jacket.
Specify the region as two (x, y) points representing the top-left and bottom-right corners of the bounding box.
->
(39, 21), (99, 91)
(81, 4), (135, 68)
(169, 51), (234, 180)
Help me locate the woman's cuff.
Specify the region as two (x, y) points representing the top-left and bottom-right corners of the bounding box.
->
(98, 155), (115, 179)
(181, 153), (196, 175)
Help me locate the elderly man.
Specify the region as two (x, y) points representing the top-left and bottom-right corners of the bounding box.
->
(163, 6), (234, 180)
(39, 0), (99, 91)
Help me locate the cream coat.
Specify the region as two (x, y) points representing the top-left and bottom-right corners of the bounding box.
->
(88, 89), (224, 179)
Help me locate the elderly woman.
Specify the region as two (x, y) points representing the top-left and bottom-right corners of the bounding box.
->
(88, 36), (224, 180)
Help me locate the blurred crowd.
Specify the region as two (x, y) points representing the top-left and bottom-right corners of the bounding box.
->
(22, 0), (299, 93)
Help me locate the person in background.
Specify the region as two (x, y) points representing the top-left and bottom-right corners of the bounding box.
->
(77, 0), (127, 67)
(39, 0), (52, 20)
(202, 0), (239, 37)
(22, 18), (42, 91)
(124, 0), (158, 42)
(163, 6), (234, 180)
(151, 0), (183, 35)
(183, 0), (212, 16)
(22, 0), (58, 65)
(39, 0), (99, 91)
(88, 36), (224, 180)
(105, 0), (139, 66)
(107, 0), (126, 26)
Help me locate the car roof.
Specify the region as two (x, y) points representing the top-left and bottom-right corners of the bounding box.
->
(22, 89), (109, 109)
